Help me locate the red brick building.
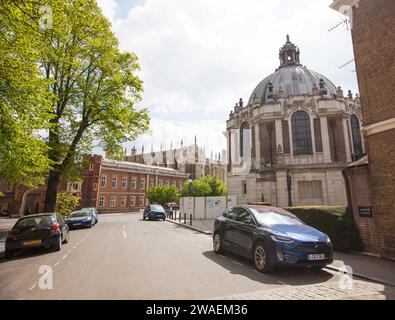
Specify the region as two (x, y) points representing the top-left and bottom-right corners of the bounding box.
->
(331, 0), (395, 258)
(0, 155), (188, 217)
(80, 155), (188, 213)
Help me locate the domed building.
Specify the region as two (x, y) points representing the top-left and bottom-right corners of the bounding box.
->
(226, 35), (364, 207)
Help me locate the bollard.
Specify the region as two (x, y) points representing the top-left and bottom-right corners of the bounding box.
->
(179, 211), (181, 222)
(190, 214), (192, 226)
(184, 213), (186, 224)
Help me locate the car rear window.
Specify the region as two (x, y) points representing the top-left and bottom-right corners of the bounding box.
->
(70, 211), (91, 218)
(15, 216), (54, 228)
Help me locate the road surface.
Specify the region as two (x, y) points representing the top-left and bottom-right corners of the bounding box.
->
(0, 213), (393, 300)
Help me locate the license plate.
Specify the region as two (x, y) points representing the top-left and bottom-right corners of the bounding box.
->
(74, 223), (81, 226)
(308, 254), (326, 261)
(23, 240), (42, 246)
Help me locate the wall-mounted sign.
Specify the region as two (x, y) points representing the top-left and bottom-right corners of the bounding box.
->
(358, 207), (373, 218)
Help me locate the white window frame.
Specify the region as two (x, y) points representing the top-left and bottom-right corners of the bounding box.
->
(140, 178), (145, 190)
(122, 177), (127, 189)
(89, 164), (94, 171)
(110, 196), (116, 208)
(130, 196), (136, 207)
(120, 196), (127, 208)
(98, 196), (105, 207)
(139, 196), (145, 206)
(101, 176), (107, 188)
(131, 177), (137, 189)
(93, 183), (97, 191)
(111, 176), (117, 189)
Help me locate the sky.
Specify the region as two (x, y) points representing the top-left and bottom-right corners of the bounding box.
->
(96, 0), (358, 157)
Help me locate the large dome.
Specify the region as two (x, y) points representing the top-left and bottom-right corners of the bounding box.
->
(248, 36), (337, 105)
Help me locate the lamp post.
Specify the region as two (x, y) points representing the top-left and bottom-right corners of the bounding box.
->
(188, 177), (193, 196)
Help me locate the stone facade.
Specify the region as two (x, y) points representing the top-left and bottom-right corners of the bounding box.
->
(331, 0), (395, 258)
(226, 35), (364, 207)
(125, 144), (227, 184)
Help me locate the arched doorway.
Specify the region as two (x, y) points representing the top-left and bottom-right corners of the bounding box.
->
(20, 187), (46, 216)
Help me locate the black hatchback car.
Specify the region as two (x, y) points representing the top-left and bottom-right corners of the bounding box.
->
(143, 205), (166, 221)
(213, 205), (333, 273)
(5, 213), (69, 258)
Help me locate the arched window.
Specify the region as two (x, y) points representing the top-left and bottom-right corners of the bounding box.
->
(292, 111), (312, 155)
(351, 115), (363, 158)
(239, 122), (250, 157)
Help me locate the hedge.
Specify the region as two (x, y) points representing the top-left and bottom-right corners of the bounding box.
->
(284, 206), (363, 252)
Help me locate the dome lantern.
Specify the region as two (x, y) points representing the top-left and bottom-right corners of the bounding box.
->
(279, 35), (301, 68)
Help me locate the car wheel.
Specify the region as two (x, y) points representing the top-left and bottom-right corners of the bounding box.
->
(163, 217), (166, 221)
(213, 232), (223, 254)
(253, 242), (273, 273)
(4, 249), (14, 259)
(143, 214), (146, 220)
(54, 236), (62, 252)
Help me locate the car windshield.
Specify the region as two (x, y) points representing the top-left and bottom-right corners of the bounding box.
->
(250, 209), (303, 226)
(70, 211), (90, 218)
(16, 216), (54, 227)
(151, 205), (164, 212)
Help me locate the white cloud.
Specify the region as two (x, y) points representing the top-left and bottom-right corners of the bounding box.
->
(97, 0), (118, 23)
(97, 0), (358, 154)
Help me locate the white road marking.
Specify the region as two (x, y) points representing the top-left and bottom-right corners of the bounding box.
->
(29, 282), (37, 291)
(233, 260), (243, 266)
(54, 261), (60, 267)
(123, 230), (127, 239)
(62, 254), (68, 260)
(73, 245), (78, 249)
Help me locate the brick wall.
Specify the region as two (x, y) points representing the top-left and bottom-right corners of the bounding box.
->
(345, 164), (381, 254)
(350, 0), (395, 258)
(93, 166), (186, 213)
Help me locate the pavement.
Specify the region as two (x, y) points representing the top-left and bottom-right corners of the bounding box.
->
(0, 213), (394, 300)
(167, 217), (395, 288)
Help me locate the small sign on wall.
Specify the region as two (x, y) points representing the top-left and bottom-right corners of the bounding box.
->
(358, 206), (373, 218)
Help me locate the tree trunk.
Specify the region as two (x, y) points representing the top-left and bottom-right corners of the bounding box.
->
(44, 170), (61, 212)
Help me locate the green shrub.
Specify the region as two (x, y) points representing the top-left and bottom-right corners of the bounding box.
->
(284, 206), (363, 252)
(146, 185), (180, 206)
(56, 191), (81, 219)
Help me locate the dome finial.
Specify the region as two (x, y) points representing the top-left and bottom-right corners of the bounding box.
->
(279, 35), (300, 68)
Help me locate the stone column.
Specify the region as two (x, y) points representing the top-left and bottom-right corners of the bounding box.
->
(342, 118), (352, 162)
(275, 120), (283, 155)
(275, 170), (289, 207)
(320, 117), (332, 163)
(255, 124), (261, 169)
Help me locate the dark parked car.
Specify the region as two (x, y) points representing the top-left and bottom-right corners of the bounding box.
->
(0, 209), (10, 217)
(5, 213), (69, 258)
(66, 210), (95, 229)
(81, 207), (99, 224)
(213, 205), (333, 273)
(143, 205), (166, 221)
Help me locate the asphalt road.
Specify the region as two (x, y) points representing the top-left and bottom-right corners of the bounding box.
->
(0, 213), (392, 300)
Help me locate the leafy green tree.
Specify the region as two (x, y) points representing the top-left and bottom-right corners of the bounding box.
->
(181, 176), (227, 197)
(0, 1), (54, 187)
(1, 1), (150, 211)
(202, 176), (227, 196)
(146, 185), (180, 206)
(56, 191), (80, 218)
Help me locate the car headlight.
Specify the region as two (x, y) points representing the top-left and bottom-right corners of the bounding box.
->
(326, 237), (332, 245)
(270, 234), (294, 244)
